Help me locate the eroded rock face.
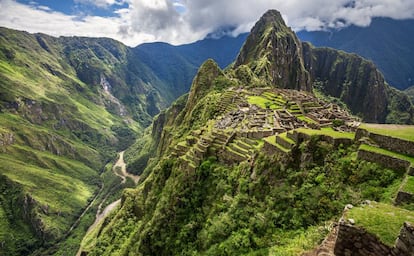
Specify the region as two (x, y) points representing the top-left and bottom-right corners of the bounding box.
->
(302, 43), (388, 122)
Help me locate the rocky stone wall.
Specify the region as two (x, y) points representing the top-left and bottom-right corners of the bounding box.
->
(0, 132), (14, 152)
(263, 140), (288, 157)
(395, 191), (414, 205)
(356, 128), (414, 156)
(392, 222), (414, 256)
(409, 166), (414, 176)
(334, 223), (391, 256)
(334, 222), (414, 256)
(369, 132), (414, 156)
(357, 149), (410, 171)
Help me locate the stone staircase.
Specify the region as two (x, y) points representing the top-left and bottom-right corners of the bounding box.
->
(217, 90), (243, 114)
(302, 224), (338, 256)
(173, 130), (217, 171)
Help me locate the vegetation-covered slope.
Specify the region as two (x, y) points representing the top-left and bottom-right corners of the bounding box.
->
(302, 43), (414, 123)
(0, 27), (160, 255)
(88, 10), (414, 255)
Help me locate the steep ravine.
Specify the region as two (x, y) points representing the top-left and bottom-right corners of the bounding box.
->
(76, 151), (139, 255)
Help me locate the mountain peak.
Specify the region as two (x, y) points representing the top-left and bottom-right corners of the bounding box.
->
(258, 9), (286, 28)
(234, 9), (311, 91)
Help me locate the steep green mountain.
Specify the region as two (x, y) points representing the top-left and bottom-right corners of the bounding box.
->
(405, 86), (414, 104)
(0, 26), (248, 255)
(0, 27), (170, 255)
(297, 18), (414, 90)
(86, 10), (414, 255)
(302, 43), (414, 123)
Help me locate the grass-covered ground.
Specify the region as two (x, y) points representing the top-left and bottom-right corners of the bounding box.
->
(359, 144), (414, 165)
(360, 123), (414, 142)
(247, 95), (284, 109)
(346, 202), (414, 246)
(296, 127), (355, 140)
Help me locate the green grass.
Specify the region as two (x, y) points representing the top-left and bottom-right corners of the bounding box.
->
(264, 135), (277, 146)
(359, 144), (414, 165)
(296, 127), (355, 140)
(402, 176), (414, 193)
(360, 123), (414, 142)
(297, 115), (317, 124)
(226, 146), (249, 158)
(279, 132), (295, 145)
(346, 202), (414, 246)
(0, 154), (96, 214)
(269, 225), (329, 256)
(247, 95), (282, 109)
(264, 136), (290, 152)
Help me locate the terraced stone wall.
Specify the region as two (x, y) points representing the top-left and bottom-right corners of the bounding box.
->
(334, 222), (414, 256)
(356, 129), (414, 156)
(357, 149), (410, 171)
(334, 223), (391, 256)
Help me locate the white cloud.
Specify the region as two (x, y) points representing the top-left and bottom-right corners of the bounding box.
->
(0, 0), (414, 46)
(74, 0), (127, 9)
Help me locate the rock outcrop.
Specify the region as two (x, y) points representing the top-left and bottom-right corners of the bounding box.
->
(235, 10), (311, 91)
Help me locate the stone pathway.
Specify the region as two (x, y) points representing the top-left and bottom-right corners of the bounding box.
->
(302, 224), (338, 256)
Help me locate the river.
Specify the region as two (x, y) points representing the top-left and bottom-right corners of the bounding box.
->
(76, 151), (139, 255)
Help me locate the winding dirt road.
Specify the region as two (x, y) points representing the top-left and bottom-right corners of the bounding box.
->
(76, 151), (139, 255)
(113, 151), (140, 184)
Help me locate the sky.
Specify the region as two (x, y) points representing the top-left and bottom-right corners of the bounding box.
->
(0, 0), (414, 47)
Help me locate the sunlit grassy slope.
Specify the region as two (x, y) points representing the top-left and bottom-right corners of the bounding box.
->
(0, 27), (151, 254)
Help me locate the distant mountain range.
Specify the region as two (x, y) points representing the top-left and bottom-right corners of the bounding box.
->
(297, 18), (414, 90)
(134, 33), (248, 98)
(136, 17), (414, 92)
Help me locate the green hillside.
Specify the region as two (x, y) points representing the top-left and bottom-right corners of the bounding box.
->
(87, 10), (414, 256)
(0, 27), (159, 255)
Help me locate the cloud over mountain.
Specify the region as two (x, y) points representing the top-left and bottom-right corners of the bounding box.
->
(1, 0), (413, 46)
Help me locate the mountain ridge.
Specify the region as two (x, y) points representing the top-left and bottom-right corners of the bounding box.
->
(84, 9), (414, 255)
(297, 17), (414, 90)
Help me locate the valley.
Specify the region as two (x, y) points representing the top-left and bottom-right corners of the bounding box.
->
(77, 151), (137, 256)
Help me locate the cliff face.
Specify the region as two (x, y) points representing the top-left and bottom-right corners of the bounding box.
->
(235, 10), (311, 91)
(302, 42), (414, 123)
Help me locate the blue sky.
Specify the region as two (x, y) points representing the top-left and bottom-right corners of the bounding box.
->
(1, 0), (414, 47)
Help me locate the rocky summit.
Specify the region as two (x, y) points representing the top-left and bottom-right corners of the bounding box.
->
(1, 8), (414, 256)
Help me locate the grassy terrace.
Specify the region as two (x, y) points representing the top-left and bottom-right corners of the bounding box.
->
(278, 132), (295, 145)
(247, 95), (283, 110)
(402, 176), (414, 193)
(264, 135), (290, 152)
(295, 127), (355, 140)
(346, 202), (414, 246)
(359, 144), (414, 166)
(297, 115), (317, 124)
(359, 123), (414, 142)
